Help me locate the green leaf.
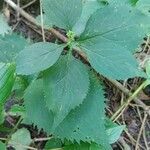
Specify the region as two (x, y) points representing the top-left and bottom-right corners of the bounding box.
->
(73, 0), (105, 36)
(9, 128), (32, 150)
(42, 0), (82, 30)
(8, 105), (25, 117)
(0, 14), (11, 36)
(105, 118), (125, 144)
(78, 5), (148, 79)
(0, 141), (6, 150)
(0, 63), (16, 104)
(0, 63), (16, 124)
(136, 0), (150, 16)
(44, 55), (89, 128)
(0, 33), (29, 63)
(44, 138), (62, 149)
(106, 0), (138, 6)
(53, 76), (111, 149)
(24, 79), (54, 134)
(64, 142), (106, 150)
(130, 0), (139, 5)
(106, 125), (125, 144)
(12, 76), (28, 99)
(16, 42), (63, 75)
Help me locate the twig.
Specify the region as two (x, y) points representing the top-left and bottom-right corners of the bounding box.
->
(33, 137), (52, 142)
(4, 0), (37, 24)
(17, 0), (20, 20)
(107, 108), (145, 149)
(119, 137), (131, 150)
(22, 0), (37, 9)
(143, 125), (149, 150)
(4, 0), (68, 43)
(9, 141), (37, 150)
(0, 137), (37, 150)
(111, 80), (147, 121)
(135, 113), (148, 150)
(39, 0), (45, 42)
(6, 117), (23, 143)
(108, 78), (150, 115)
(50, 148), (63, 150)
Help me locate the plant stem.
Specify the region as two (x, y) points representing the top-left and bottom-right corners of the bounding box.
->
(111, 80), (148, 121)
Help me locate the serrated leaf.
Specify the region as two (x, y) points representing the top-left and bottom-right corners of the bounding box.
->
(9, 128), (32, 150)
(42, 0), (82, 30)
(64, 142), (105, 150)
(44, 138), (62, 149)
(136, 0), (150, 16)
(24, 79), (54, 134)
(107, 0), (138, 6)
(44, 55), (89, 128)
(130, 0), (139, 5)
(73, 0), (105, 36)
(53, 76), (111, 149)
(16, 42), (63, 75)
(0, 141), (6, 150)
(0, 33), (29, 63)
(78, 5), (148, 79)
(0, 14), (11, 36)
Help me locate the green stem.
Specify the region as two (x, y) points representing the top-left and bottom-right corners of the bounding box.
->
(111, 80), (148, 121)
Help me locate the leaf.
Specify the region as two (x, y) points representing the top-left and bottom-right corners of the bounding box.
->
(130, 0), (139, 5)
(106, 0), (138, 6)
(53, 76), (111, 149)
(44, 138), (62, 149)
(9, 105), (25, 117)
(16, 42), (63, 75)
(24, 79), (54, 134)
(0, 63), (16, 104)
(0, 141), (6, 150)
(9, 128), (32, 150)
(12, 76), (28, 99)
(0, 33), (29, 63)
(0, 14), (11, 36)
(136, 0), (150, 16)
(64, 142), (105, 150)
(0, 63), (16, 124)
(78, 5), (148, 79)
(42, 0), (82, 30)
(43, 55), (89, 128)
(105, 118), (125, 144)
(106, 125), (125, 144)
(73, 0), (105, 36)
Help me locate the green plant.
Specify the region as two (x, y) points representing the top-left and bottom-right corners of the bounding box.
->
(0, 0), (150, 149)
